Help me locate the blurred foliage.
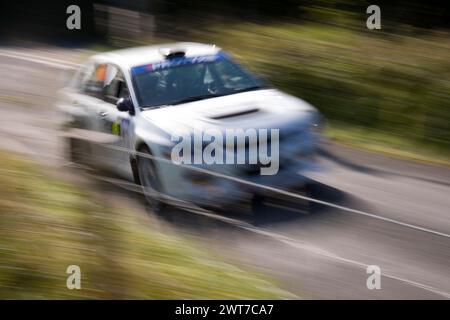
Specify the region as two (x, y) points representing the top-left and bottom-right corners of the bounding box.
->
(0, 152), (289, 299)
(183, 23), (450, 161)
(157, 0), (450, 29)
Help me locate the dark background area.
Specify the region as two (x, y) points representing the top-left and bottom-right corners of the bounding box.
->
(1, 1), (450, 40)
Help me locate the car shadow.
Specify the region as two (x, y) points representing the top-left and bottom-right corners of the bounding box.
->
(244, 179), (353, 227)
(318, 147), (381, 175)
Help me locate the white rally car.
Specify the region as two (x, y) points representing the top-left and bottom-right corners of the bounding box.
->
(58, 43), (322, 210)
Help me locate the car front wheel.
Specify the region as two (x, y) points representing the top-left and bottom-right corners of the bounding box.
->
(137, 145), (165, 213)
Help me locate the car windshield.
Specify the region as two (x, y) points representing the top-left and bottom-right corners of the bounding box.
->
(132, 52), (268, 108)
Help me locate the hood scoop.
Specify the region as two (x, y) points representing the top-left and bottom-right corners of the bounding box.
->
(210, 108), (260, 120)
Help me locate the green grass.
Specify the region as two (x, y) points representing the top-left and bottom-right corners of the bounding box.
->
(0, 151), (290, 299)
(325, 121), (450, 166)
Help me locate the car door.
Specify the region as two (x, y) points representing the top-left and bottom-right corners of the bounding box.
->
(65, 62), (112, 166)
(92, 63), (134, 179)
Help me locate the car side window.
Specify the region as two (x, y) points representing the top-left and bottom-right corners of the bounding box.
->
(83, 63), (106, 98)
(103, 64), (130, 104)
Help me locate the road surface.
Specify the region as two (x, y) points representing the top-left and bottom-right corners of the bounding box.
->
(0, 46), (449, 299)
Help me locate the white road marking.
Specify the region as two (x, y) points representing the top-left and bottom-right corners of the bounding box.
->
(86, 171), (450, 299)
(106, 144), (450, 239)
(0, 49), (79, 70)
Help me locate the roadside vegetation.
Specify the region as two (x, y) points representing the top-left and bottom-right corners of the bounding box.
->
(101, 20), (450, 165)
(0, 151), (288, 299)
(189, 23), (450, 165)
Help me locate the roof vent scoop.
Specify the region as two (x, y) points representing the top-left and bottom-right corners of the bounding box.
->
(159, 48), (186, 59)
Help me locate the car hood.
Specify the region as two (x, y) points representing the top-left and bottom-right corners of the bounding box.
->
(140, 89), (317, 136)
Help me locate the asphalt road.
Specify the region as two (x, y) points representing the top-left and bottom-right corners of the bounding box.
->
(0, 46), (449, 299)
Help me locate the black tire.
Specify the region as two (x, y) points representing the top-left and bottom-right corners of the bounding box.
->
(136, 145), (165, 213)
(251, 193), (270, 224)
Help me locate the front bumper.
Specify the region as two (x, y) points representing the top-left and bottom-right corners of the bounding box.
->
(175, 158), (321, 207)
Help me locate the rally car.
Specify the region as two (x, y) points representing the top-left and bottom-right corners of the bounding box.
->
(58, 42), (322, 211)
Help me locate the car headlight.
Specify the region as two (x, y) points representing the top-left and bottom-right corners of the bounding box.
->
(310, 112), (324, 134)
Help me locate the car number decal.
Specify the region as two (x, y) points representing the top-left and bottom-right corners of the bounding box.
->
(111, 121), (121, 136)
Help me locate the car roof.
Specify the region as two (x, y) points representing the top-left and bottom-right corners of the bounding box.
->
(91, 42), (221, 70)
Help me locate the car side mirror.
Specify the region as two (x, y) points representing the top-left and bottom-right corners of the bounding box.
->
(117, 97), (135, 115)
